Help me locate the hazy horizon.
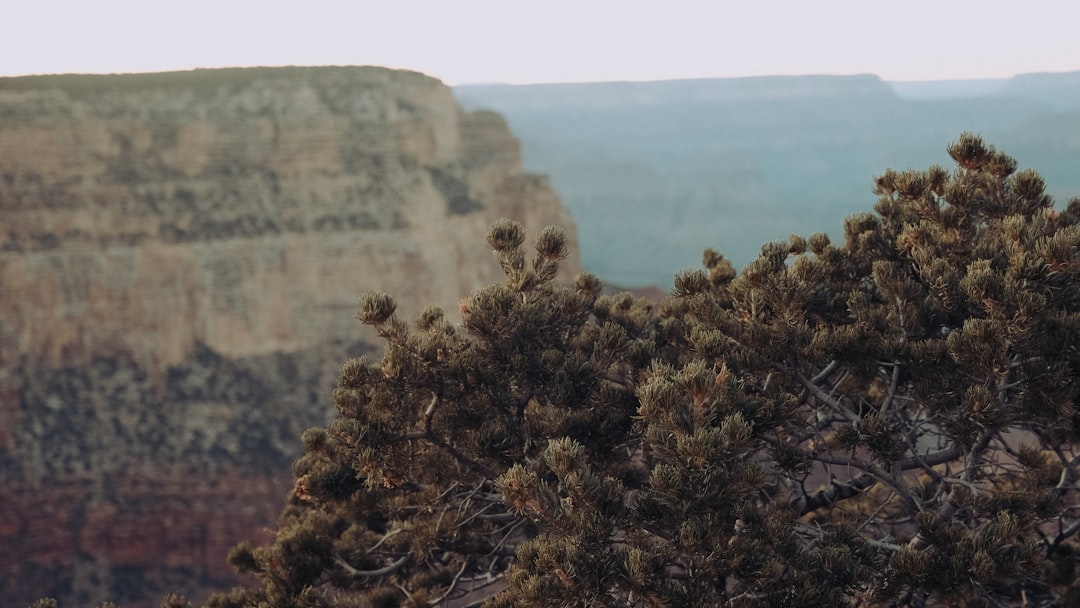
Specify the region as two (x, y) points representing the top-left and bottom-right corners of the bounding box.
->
(3, 1), (1078, 84)
(7, 65), (1078, 87)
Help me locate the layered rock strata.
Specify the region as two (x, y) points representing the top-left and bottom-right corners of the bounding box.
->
(0, 66), (578, 606)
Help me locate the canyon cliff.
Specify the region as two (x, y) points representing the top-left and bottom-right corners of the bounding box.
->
(0, 66), (578, 606)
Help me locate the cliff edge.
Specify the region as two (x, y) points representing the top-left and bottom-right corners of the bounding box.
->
(0, 66), (578, 606)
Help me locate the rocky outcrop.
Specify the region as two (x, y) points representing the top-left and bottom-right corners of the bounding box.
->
(0, 66), (578, 607)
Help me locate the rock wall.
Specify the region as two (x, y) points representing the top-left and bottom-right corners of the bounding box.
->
(0, 66), (578, 606)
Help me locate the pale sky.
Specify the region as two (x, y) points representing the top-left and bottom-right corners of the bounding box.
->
(2, 0), (1078, 84)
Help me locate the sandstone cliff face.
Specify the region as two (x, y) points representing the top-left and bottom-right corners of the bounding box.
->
(0, 66), (578, 606)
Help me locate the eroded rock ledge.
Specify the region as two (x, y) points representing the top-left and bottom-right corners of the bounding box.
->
(0, 66), (578, 607)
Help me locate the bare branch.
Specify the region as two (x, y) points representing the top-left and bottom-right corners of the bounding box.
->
(783, 363), (862, 426)
(812, 360), (841, 384)
(799, 446), (963, 514)
(878, 360), (902, 415)
(813, 451), (922, 511)
(367, 528), (404, 554)
(801, 472), (878, 513)
(1048, 515), (1080, 550)
(336, 554), (409, 577)
(1053, 446), (1080, 494)
(863, 537), (903, 552)
(429, 559), (470, 605)
(962, 428), (997, 483)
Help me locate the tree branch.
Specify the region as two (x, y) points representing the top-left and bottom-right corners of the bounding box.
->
(813, 451), (922, 511)
(799, 446), (964, 514)
(962, 427), (996, 483)
(428, 559), (470, 605)
(878, 360), (902, 415)
(336, 554), (409, 577)
(1050, 517), (1080, 549)
(800, 472), (878, 513)
(786, 364), (859, 423)
(812, 360), (841, 384)
(400, 395), (498, 479)
(1053, 447), (1080, 494)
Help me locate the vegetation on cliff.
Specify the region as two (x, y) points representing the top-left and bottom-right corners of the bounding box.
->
(43, 135), (1080, 606)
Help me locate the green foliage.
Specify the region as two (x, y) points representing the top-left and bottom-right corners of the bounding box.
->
(204, 135), (1080, 607)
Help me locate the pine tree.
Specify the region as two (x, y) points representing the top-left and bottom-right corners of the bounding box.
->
(202, 134), (1080, 607)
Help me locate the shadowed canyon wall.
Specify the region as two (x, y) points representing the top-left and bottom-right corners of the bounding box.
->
(0, 66), (578, 606)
